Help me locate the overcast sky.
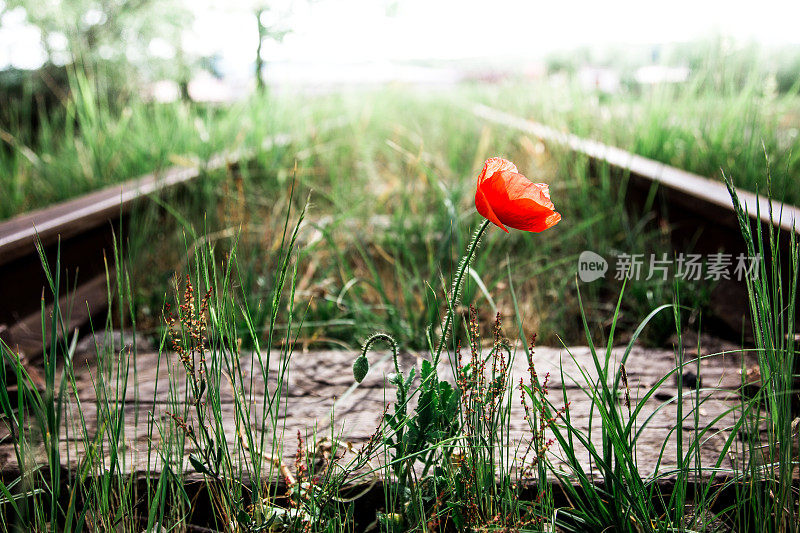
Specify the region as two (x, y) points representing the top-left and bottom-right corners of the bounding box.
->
(252, 0), (800, 61)
(2, 0), (800, 71)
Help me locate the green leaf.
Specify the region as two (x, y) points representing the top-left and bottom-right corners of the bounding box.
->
(189, 455), (212, 477)
(403, 425), (420, 451)
(438, 380), (453, 401)
(417, 389), (435, 430)
(215, 444), (224, 468)
(236, 509), (251, 527)
(421, 359), (434, 381)
(403, 367), (416, 390)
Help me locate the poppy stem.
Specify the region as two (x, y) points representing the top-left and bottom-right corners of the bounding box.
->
(353, 332), (400, 383)
(433, 218), (491, 368)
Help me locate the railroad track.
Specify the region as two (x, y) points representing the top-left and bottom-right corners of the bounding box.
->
(0, 124), (339, 363)
(1, 108), (797, 363)
(473, 104), (800, 336)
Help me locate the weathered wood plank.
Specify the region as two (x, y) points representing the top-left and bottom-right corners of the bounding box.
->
(0, 343), (749, 483)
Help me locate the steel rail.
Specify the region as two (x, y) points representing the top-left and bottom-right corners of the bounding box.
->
(473, 104), (800, 232)
(472, 104), (799, 337)
(0, 124), (337, 360)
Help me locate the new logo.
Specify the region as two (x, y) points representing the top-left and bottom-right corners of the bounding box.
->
(578, 251), (608, 282)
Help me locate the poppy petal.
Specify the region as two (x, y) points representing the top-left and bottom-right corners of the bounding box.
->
(479, 171), (561, 232)
(475, 184), (509, 232)
(478, 157), (518, 185)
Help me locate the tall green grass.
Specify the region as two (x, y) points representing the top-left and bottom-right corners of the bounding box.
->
(0, 198), (374, 531)
(117, 87), (703, 350)
(3, 66), (777, 349)
(0, 69), (333, 219)
(0, 165), (797, 531)
(724, 175), (799, 532)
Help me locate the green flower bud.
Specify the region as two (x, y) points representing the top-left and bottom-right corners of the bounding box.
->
(353, 355), (369, 383)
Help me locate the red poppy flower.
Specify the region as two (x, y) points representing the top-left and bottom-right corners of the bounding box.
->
(474, 157), (561, 233)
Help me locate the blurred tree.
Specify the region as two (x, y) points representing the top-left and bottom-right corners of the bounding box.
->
(3, 0), (195, 92)
(253, 3), (290, 92)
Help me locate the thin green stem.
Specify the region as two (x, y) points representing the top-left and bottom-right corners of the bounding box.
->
(364, 333), (400, 375)
(353, 332), (400, 383)
(433, 218), (491, 367)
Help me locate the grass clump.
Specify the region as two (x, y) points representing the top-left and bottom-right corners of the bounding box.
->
(723, 175), (799, 532)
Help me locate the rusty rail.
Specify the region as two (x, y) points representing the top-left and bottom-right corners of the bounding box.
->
(0, 125), (332, 358)
(473, 104), (799, 336)
(472, 104), (800, 232)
